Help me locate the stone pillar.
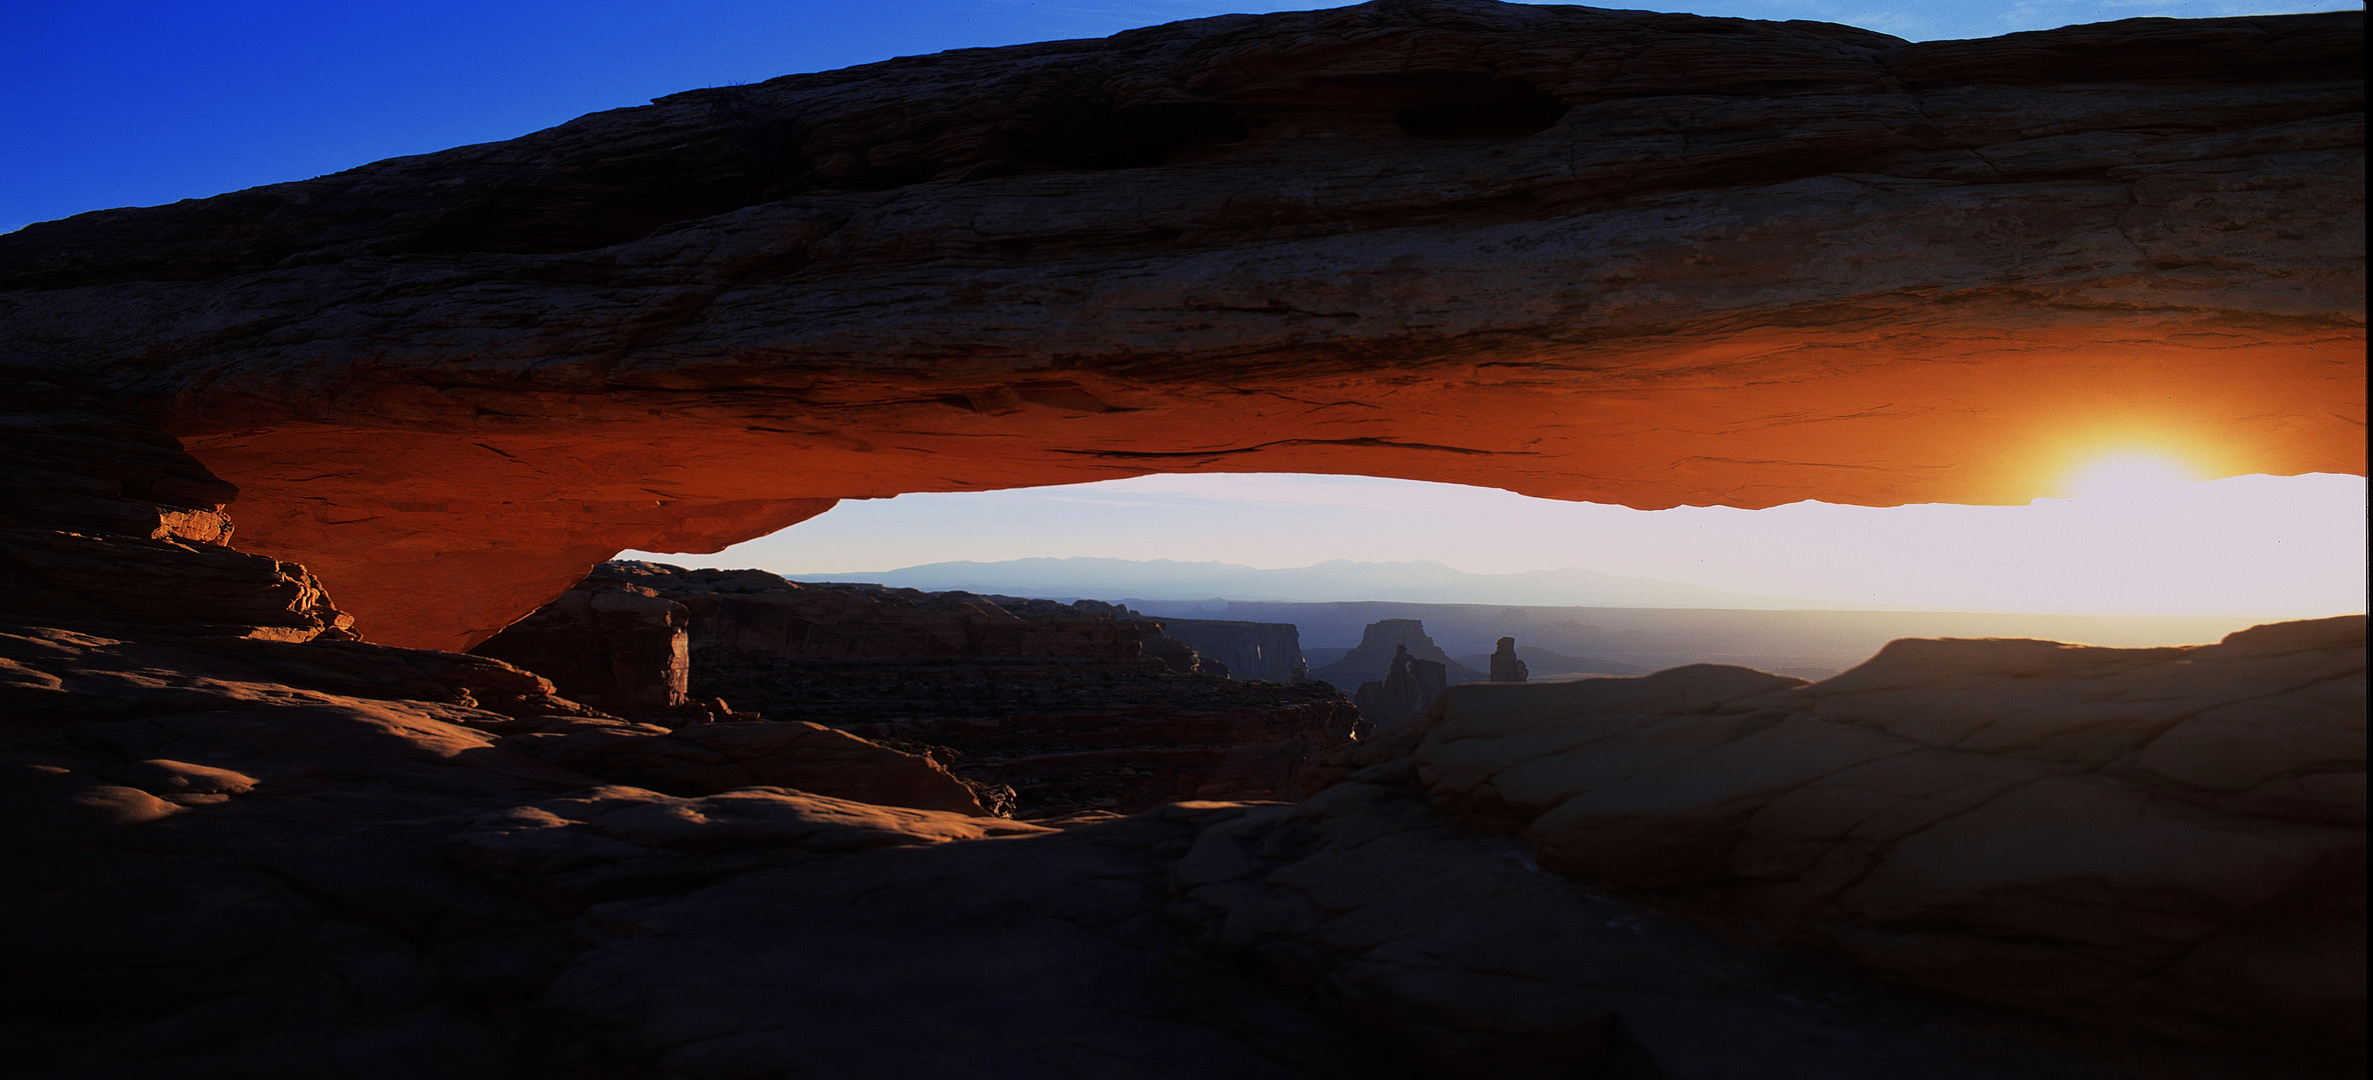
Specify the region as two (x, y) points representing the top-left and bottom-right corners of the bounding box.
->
(1490, 637), (1530, 683)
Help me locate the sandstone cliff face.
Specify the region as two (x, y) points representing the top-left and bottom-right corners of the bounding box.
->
(1147, 616), (1308, 683)
(600, 562), (1166, 664)
(0, 3), (2356, 651)
(1307, 615), (2368, 1065)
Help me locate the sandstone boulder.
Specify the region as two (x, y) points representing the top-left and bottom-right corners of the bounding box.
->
(472, 578), (692, 713)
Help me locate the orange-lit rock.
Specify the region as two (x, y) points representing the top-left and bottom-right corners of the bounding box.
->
(0, 2), (2360, 651)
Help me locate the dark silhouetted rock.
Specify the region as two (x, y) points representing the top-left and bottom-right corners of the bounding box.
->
(1149, 617), (1308, 683)
(1313, 619), (1483, 691)
(1489, 636), (1530, 682)
(1353, 643), (1449, 731)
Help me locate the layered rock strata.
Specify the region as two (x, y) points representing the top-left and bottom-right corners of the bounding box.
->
(1, 387), (353, 643)
(1307, 616), (2368, 1067)
(0, 3), (2357, 650)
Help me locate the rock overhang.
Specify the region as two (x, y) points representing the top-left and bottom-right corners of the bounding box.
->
(0, 0), (2359, 650)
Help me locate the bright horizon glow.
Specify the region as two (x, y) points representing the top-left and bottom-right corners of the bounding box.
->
(625, 472), (2369, 619)
(2068, 452), (2198, 499)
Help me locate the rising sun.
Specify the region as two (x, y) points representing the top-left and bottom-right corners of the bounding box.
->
(2067, 452), (2197, 499)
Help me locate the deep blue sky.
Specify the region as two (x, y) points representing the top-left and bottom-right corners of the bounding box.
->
(1, 0), (2348, 233)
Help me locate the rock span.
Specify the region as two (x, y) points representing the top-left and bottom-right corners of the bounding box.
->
(0, 2), (2360, 650)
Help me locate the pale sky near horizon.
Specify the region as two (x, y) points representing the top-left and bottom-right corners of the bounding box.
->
(626, 471), (2370, 618)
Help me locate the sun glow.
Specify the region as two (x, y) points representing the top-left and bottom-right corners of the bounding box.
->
(2066, 453), (2198, 500)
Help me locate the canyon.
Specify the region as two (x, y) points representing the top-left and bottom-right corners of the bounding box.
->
(0, 1), (2362, 1077)
(474, 562), (1356, 816)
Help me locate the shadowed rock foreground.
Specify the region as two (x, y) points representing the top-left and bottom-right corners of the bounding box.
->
(6, 603), (2360, 1078)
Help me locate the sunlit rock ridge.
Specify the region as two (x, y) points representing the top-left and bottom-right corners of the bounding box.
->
(0, 0), (2360, 652)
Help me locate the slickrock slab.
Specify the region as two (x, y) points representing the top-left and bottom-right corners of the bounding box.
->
(1172, 784), (2103, 1080)
(530, 798), (2092, 1080)
(1308, 615), (2367, 1068)
(1, 2), (2355, 650)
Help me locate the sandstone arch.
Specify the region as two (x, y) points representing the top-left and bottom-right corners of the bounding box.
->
(0, 1), (2360, 651)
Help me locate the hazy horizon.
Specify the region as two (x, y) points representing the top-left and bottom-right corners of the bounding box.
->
(625, 471), (2368, 620)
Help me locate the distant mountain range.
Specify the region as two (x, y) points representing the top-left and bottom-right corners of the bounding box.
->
(803, 557), (1884, 610)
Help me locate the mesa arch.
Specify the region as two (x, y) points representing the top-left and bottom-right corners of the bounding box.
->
(0, 1), (2360, 652)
